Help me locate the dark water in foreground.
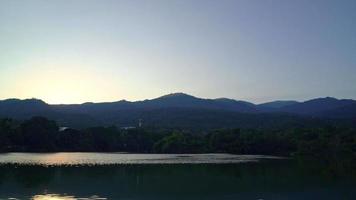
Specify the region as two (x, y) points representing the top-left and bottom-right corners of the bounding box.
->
(0, 153), (355, 200)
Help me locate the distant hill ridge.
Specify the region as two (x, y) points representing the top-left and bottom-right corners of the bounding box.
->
(1, 93), (355, 129)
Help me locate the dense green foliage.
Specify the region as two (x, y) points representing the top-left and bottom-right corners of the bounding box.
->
(0, 117), (355, 160)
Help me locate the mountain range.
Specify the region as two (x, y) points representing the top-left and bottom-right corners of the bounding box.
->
(0, 93), (355, 130)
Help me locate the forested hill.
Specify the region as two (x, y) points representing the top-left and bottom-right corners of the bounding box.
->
(0, 93), (355, 129)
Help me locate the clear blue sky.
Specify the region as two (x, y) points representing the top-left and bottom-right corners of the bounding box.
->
(0, 0), (355, 104)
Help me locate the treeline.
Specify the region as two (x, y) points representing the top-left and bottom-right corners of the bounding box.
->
(0, 117), (355, 159)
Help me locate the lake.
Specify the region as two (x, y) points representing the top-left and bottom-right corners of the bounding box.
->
(0, 153), (355, 200)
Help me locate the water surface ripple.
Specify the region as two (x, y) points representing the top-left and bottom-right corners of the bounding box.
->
(0, 153), (282, 166)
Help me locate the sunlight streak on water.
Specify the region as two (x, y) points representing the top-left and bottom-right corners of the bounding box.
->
(31, 194), (106, 200)
(0, 153), (283, 166)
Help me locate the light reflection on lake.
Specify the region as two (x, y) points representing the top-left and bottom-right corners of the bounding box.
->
(0, 153), (282, 166)
(31, 194), (106, 200)
(32, 194), (76, 200)
(0, 153), (355, 200)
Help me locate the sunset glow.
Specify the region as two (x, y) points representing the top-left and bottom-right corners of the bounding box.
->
(0, 0), (355, 103)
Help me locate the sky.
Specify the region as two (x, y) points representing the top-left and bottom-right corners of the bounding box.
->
(0, 0), (355, 104)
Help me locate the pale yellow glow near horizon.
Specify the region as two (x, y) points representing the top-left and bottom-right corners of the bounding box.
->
(9, 65), (126, 104)
(1, 62), (188, 104)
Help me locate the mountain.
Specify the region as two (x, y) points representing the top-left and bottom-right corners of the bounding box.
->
(139, 93), (216, 109)
(146, 93), (257, 112)
(213, 98), (257, 112)
(0, 98), (101, 128)
(52, 93), (258, 113)
(319, 102), (356, 119)
(0, 98), (50, 118)
(0, 93), (355, 129)
(279, 97), (356, 116)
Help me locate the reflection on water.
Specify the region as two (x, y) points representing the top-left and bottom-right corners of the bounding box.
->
(0, 153), (282, 166)
(32, 194), (106, 200)
(0, 153), (355, 200)
(32, 194), (76, 200)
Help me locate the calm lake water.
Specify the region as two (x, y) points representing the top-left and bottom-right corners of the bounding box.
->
(0, 153), (355, 200)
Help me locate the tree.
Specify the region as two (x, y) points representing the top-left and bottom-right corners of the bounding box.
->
(0, 118), (12, 151)
(20, 117), (58, 151)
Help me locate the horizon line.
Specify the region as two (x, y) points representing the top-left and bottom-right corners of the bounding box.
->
(0, 92), (354, 106)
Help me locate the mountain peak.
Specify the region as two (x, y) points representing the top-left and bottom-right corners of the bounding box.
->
(1, 98), (47, 105)
(24, 98), (47, 104)
(214, 98), (235, 102)
(157, 93), (197, 99)
(312, 97), (338, 101)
